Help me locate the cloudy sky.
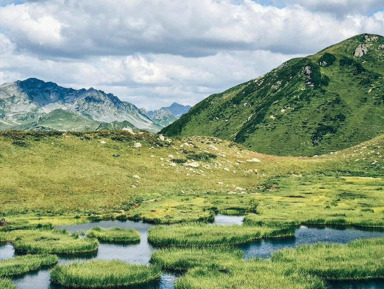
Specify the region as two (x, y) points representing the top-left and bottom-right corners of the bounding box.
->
(0, 0), (383, 109)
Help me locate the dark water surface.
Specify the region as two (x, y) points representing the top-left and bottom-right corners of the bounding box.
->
(0, 215), (381, 289)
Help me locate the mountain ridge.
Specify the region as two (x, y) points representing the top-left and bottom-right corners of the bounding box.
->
(0, 78), (161, 133)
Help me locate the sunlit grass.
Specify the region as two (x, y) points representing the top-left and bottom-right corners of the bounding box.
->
(0, 254), (58, 277)
(87, 227), (140, 244)
(148, 224), (295, 247)
(51, 260), (161, 288)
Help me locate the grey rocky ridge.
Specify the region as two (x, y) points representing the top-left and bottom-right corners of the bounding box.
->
(0, 78), (161, 132)
(146, 102), (191, 127)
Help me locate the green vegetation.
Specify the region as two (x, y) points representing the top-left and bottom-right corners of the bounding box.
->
(162, 34), (384, 156)
(148, 224), (294, 247)
(243, 175), (384, 228)
(0, 130), (384, 228)
(272, 238), (384, 280)
(87, 227), (140, 244)
(175, 259), (325, 289)
(0, 279), (16, 289)
(150, 248), (243, 272)
(51, 260), (161, 288)
(2, 229), (98, 255)
(0, 254), (58, 277)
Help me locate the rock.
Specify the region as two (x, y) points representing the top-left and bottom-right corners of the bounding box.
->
(379, 44), (384, 50)
(100, 140), (106, 144)
(133, 175), (140, 179)
(133, 142), (142, 148)
(247, 158), (261, 163)
(185, 161), (200, 168)
(354, 44), (368, 57)
(170, 163), (177, 167)
(158, 134), (165, 141)
(168, 154), (174, 158)
(122, 127), (134, 134)
(303, 66), (312, 75)
(224, 167), (230, 172)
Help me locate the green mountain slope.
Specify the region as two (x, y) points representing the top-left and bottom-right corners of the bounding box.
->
(162, 34), (384, 156)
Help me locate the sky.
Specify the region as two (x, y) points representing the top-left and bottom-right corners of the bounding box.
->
(0, 0), (383, 110)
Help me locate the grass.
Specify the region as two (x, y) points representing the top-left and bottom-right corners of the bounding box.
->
(243, 175), (384, 228)
(148, 224), (295, 247)
(50, 260), (161, 288)
(87, 227), (140, 244)
(0, 254), (58, 277)
(271, 238), (384, 280)
(150, 247), (244, 272)
(0, 131), (384, 228)
(175, 259), (325, 289)
(0, 279), (16, 289)
(1, 229), (99, 255)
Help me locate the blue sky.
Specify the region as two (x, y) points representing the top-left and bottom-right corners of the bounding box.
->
(0, 0), (383, 109)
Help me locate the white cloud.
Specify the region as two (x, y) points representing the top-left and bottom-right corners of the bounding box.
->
(0, 0), (383, 109)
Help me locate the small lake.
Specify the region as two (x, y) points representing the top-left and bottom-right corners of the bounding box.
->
(0, 215), (381, 289)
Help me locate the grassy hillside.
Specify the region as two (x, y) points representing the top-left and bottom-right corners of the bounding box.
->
(0, 131), (383, 227)
(162, 34), (384, 156)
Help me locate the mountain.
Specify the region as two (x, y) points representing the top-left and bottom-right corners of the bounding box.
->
(0, 78), (161, 133)
(162, 34), (384, 156)
(147, 102), (191, 127)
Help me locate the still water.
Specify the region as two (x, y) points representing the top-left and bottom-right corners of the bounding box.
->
(0, 215), (381, 289)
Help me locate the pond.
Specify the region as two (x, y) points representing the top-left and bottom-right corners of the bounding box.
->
(0, 215), (381, 289)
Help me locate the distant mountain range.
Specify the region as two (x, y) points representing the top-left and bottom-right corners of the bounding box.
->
(144, 103), (191, 127)
(0, 78), (190, 132)
(162, 34), (384, 156)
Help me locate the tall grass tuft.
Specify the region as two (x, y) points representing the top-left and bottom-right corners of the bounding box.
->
(150, 247), (243, 272)
(271, 238), (384, 280)
(51, 260), (161, 288)
(148, 224), (295, 247)
(86, 227), (140, 244)
(10, 229), (98, 255)
(175, 259), (325, 289)
(0, 254), (58, 277)
(0, 278), (16, 289)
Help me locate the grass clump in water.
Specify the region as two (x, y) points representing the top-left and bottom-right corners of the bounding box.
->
(10, 229), (98, 255)
(175, 259), (325, 289)
(0, 279), (16, 289)
(150, 247), (243, 272)
(271, 238), (384, 280)
(51, 260), (161, 288)
(0, 254), (58, 277)
(148, 224), (294, 247)
(87, 227), (140, 244)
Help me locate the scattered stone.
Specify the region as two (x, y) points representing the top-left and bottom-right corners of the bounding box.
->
(168, 155), (174, 158)
(170, 163), (176, 167)
(354, 44), (368, 57)
(224, 168), (230, 172)
(247, 158), (261, 163)
(185, 162), (200, 168)
(379, 44), (384, 50)
(133, 142), (142, 148)
(122, 127), (134, 134)
(133, 175), (140, 179)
